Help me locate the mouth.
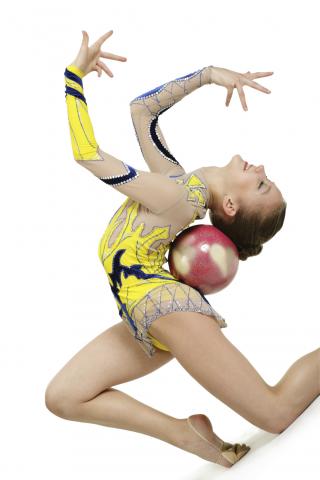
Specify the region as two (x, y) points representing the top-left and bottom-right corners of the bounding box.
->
(243, 161), (251, 171)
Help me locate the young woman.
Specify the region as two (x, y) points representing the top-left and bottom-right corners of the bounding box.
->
(45, 30), (320, 468)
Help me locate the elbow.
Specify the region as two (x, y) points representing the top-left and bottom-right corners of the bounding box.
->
(129, 101), (143, 117)
(129, 102), (138, 115)
(75, 159), (88, 169)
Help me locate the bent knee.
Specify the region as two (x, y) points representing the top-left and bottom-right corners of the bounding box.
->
(263, 418), (288, 434)
(259, 395), (292, 434)
(44, 384), (78, 419)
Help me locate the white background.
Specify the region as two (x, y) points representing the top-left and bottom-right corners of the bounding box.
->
(1, 0), (319, 478)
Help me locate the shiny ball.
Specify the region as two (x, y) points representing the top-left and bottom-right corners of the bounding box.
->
(168, 224), (239, 294)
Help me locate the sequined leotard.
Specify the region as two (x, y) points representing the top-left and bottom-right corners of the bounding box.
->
(64, 63), (227, 357)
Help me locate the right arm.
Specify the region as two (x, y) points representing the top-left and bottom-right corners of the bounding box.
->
(129, 66), (214, 176)
(64, 63), (188, 216)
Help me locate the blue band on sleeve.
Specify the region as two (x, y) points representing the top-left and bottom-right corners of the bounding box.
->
(64, 68), (84, 88)
(65, 86), (87, 105)
(99, 163), (139, 186)
(131, 69), (202, 101)
(174, 69), (201, 81)
(149, 106), (181, 166)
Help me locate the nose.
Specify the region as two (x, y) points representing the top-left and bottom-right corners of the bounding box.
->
(254, 164), (265, 174)
(254, 164), (271, 183)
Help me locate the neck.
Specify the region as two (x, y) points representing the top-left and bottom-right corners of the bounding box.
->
(201, 165), (226, 211)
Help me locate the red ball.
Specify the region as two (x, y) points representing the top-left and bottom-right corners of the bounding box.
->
(168, 224), (239, 294)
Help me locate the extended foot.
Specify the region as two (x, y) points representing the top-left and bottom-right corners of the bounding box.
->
(179, 414), (250, 468)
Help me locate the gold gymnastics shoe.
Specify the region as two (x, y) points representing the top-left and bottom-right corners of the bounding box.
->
(185, 414), (250, 468)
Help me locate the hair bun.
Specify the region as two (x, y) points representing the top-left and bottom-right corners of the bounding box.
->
(237, 243), (263, 261)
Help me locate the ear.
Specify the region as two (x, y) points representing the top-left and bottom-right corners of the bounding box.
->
(222, 195), (238, 218)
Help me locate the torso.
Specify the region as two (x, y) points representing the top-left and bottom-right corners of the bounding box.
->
(98, 167), (210, 274)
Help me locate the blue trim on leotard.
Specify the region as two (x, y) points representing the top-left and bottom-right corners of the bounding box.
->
(174, 69), (201, 81)
(64, 67), (83, 87)
(64, 86), (87, 105)
(149, 106), (180, 165)
(132, 69), (202, 101)
(107, 249), (180, 340)
(99, 163), (139, 186)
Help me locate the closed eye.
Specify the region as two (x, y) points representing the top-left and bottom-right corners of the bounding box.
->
(259, 179), (273, 194)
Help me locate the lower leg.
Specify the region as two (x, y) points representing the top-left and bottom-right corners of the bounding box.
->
(56, 387), (244, 467)
(272, 347), (320, 430)
(62, 387), (185, 448)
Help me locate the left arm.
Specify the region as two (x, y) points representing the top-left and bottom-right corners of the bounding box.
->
(129, 66), (214, 177)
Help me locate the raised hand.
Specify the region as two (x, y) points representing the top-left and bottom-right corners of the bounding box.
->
(209, 66), (274, 111)
(70, 30), (127, 78)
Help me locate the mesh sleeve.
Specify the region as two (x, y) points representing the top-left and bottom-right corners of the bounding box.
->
(129, 65), (213, 176)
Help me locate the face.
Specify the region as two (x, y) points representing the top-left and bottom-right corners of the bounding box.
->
(223, 154), (284, 216)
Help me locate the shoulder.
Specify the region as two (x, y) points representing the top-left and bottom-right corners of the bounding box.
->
(169, 167), (210, 214)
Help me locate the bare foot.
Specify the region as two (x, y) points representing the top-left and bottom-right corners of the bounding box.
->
(178, 414), (250, 468)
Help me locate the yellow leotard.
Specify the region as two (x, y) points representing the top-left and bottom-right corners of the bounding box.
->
(64, 63), (227, 357)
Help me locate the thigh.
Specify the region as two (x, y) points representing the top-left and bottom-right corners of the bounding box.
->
(149, 311), (288, 432)
(46, 321), (174, 403)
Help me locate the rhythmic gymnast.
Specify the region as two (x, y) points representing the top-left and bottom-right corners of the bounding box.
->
(45, 30), (320, 468)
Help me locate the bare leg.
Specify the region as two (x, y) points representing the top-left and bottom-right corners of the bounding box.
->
(272, 348), (320, 427)
(45, 321), (239, 468)
(60, 387), (186, 445)
(47, 312), (320, 468)
(60, 388), (245, 467)
(45, 323), (181, 446)
(61, 344), (320, 459)
(148, 312), (320, 434)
